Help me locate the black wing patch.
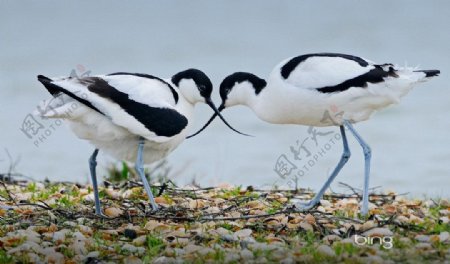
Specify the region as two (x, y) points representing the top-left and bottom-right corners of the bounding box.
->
(281, 53), (370, 79)
(85, 77), (188, 137)
(107, 72), (179, 103)
(316, 65), (398, 93)
(37, 75), (104, 114)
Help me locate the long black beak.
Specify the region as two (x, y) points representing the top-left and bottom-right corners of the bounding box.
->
(187, 99), (252, 139)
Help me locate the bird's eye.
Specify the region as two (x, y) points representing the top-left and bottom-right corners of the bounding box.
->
(198, 85), (206, 91)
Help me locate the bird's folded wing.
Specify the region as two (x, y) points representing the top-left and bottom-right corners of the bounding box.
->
(49, 75), (188, 142)
(280, 53), (396, 93)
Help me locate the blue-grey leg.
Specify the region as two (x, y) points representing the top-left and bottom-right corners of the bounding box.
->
(135, 137), (158, 211)
(295, 126), (351, 211)
(343, 120), (371, 216)
(89, 149), (102, 215)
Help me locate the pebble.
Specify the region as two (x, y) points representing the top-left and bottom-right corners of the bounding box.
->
(73, 231), (86, 242)
(362, 228), (393, 237)
(133, 235), (147, 246)
(439, 231), (449, 242)
(234, 228), (252, 239)
(320, 199), (332, 207)
(124, 228), (138, 239)
(104, 207), (123, 217)
(78, 225), (93, 236)
(83, 193), (95, 202)
(225, 253), (240, 262)
(123, 256), (142, 264)
(240, 249), (254, 260)
(153, 257), (176, 264)
(415, 235), (430, 243)
(184, 244), (203, 254)
(45, 252), (65, 264)
(86, 251), (100, 258)
(122, 244), (145, 254)
(323, 235), (341, 244)
(415, 242), (432, 249)
(317, 244), (335, 257)
(63, 221), (77, 227)
(52, 229), (71, 242)
(299, 222), (314, 232)
(361, 221), (376, 232)
(70, 241), (87, 255)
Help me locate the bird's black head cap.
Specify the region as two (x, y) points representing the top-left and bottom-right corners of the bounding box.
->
(171, 68), (213, 99)
(219, 72), (267, 101)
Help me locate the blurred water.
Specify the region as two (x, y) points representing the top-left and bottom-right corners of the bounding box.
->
(1, 1), (449, 197)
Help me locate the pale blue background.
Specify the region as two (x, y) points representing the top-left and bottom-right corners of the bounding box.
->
(1, 1), (449, 197)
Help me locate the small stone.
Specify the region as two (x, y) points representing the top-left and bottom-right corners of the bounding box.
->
(415, 242), (432, 249)
(304, 214), (316, 224)
(362, 228), (393, 237)
(439, 231), (449, 242)
(83, 193), (95, 202)
(45, 252), (65, 264)
(395, 215), (409, 224)
(86, 251), (100, 258)
(198, 247), (214, 255)
(52, 229), (70, 243)
(234, 229), (252, 239)
(63, 221), (77, 227)
(361, 221), (376, 232)
(123, 256), (142, 264)
(365, 255), (384, 263)
(104, 207), (123, 217)
(299, 222), (314, 232)
(105, 188), (120, 199)
(415, 235), (429, 243)
(122, 244), (140, 253)
(320, 200), (332, 207)
(423, 200), (436, 207)
(78, 225), (93, 236)
(317, 245), (335, 257)
(70, 241), (87, 255)
(280, 257), (295, 264)
(124, 229), (138, 239)
(153, 257), (176, 264)
(211, 227), (231, 236)
(184, 244), (203, 254)
(399, 237), (411, 244)
(133, 235), (147, 246)
(409, 214), (424, 224)
(323, 235), (341, 244)
(225, 253), (240, 263)
(240, 249), (254, 260)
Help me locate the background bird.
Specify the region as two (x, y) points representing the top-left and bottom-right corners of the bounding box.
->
(189, 53), (440, 215)
(36, 69), (244, 216)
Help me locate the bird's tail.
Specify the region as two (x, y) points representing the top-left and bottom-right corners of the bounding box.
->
(413, 70), (440, 78)
(37, 75), (61, 96)
(36, 75), (77, 118)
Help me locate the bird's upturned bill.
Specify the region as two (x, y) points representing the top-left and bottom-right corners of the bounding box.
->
(188, 102), (251, 138)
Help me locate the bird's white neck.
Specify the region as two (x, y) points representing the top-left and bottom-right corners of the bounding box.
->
(226, 81), (259, 108)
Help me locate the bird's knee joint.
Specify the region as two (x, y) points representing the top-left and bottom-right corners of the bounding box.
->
(363, 146), (372, 157)
(342, 150), (351, 160)
(89, 159), (97, 166)
(134, 164), (142, 173)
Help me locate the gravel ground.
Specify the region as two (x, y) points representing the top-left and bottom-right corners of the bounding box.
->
(0, 178), (449, 263)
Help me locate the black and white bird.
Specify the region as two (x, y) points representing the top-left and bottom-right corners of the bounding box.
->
(189, 53), (440, 215)
(36, 69), (244, 216)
